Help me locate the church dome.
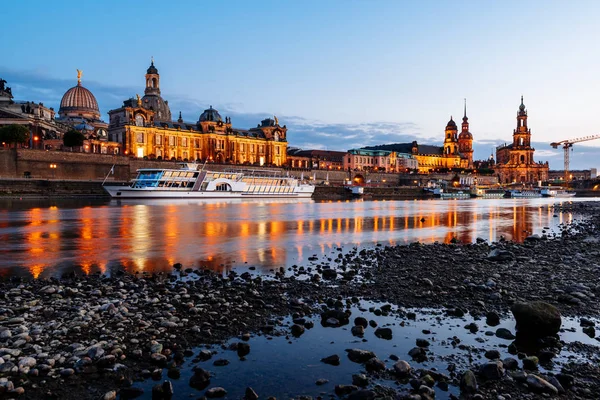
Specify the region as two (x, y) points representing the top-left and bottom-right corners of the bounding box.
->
(459, 130), (473, 140)
(199, 106), (222, 122)
(59, 82), (100, 118)
(141, 94), (172, 122)
(446, 117), (457, 129)
(147, 61), (158, 75)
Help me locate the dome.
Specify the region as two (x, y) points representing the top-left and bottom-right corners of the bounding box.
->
(141, 94), (172, 122)
(519, 96), (526, 112)
(459, 131), (473, 140)
(59, 83), (100, 117)
(74, 122), (95, 132)
(147, 61), (158, 75)
(446, 117), (457, 129)
(199, 106), (222, 122)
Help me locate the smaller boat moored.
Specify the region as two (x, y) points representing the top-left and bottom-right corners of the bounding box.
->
(540, 188), (576, 198)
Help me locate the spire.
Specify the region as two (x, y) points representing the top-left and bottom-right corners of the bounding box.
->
(177, 111), (183, 123)
(463, 98), (468, 122)
(518, 95), (526, 113)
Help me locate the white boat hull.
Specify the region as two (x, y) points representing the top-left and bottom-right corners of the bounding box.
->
(104, 185), (315, 199)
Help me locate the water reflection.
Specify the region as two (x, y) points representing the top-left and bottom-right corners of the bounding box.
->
(0, 198), (589, 278)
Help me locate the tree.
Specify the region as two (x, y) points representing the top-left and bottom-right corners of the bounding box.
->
(63, 129), (85, 151)
(0, 124), (29, 148)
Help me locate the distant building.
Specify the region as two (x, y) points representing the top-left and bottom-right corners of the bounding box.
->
(548, 169), (592, 182)
(56, 71), (119, 154)
(108, 60), (288, 165)
(286, 149), (346, 169)
(494, 97), (549, 184)
(0, 78), (67, 150)
(344, 148), (417, 172)
(363, 109), (473, 173)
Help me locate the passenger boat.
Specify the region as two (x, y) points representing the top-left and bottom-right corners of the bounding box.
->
(430, 188), (470, 199)
(469, 187), (506, 199)
(345, 185), (364, 196)
(103, 163), (315, 199)
(504, 189), (542, 198)
(540, 188), (576, 198)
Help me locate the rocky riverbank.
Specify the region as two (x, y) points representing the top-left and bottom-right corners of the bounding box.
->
(1, 201), (599, 399)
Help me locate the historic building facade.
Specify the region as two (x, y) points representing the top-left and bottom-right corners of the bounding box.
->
(457, 101), (474, 168)
(494, 97), (549, 184)
(108, 61), (288, 166)
(364, 113), (471, 173)
(0, 78), (68, 150)
(56, 71), (119, 154)
(343, 149), (417, 172)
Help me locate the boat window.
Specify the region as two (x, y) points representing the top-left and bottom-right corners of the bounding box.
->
(216, 183), (231, 191)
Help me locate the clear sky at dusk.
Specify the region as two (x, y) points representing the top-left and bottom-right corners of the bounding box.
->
(2, 0), (600, 169)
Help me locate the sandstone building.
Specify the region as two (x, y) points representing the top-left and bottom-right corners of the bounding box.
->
(363, 105), (473, 173)
(108, 61), (288, 166)
(494, 97), (549, 184)
(0, 78), (66, 150)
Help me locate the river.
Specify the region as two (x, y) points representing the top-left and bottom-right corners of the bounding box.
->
(0, 197), (592, 279)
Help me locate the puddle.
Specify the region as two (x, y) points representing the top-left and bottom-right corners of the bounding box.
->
(125, 302), (600, 399)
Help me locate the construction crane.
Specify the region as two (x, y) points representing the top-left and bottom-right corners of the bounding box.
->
(550, 134), (600, 186)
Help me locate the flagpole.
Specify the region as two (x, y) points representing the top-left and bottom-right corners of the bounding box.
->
(102, 164), (115, 186)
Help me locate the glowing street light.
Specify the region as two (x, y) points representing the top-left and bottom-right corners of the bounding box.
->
(49, 163), (57, 179)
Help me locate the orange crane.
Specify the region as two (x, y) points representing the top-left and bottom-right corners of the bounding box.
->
(550, 134), (600, 185)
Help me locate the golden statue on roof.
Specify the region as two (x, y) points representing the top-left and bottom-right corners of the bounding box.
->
(76, 69), (82, 84)
(274, 115), (279, 125)
(136, 94), (142, 107)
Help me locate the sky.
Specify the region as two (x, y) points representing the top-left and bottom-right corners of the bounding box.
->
(1, 0), (600, 170)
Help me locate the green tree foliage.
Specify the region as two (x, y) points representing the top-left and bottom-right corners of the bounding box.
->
(63, 129), (85, 151)
(0, 124), (29, 147)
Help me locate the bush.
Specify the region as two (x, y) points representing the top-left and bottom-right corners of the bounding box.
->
(63, 129), (85, 150)
(0, 124), (29, 147)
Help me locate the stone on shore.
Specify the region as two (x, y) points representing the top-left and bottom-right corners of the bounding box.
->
(460, 370), (478, 394)
(345, 349), (376, 363)
(511, 301), (561, 338)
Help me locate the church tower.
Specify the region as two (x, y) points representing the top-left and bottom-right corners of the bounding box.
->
(458, 99), (474, 168)
(443, 117), (458, 156)
(141, 58), (171, 122)
(145, 58), (160, 96)
(512, 96), (534, 165)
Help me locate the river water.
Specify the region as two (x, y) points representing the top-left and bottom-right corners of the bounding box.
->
(0, 197), (592, 279)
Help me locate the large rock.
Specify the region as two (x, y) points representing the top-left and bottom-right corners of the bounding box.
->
(460, 370), (478, 394)
(393, 360), (411, 377)
(526, 375), (558, 395)
(345, 349), (377, 363)
(479, 361), (504, 380)
(511, 301), (561, 338)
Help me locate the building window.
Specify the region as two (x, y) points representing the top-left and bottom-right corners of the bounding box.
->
(169, 136), (175, 146)
(182, 137), (188, 147)
(156, 135), (162, 145)
(276, 147), (280, 155)
(135, 115), (144, 127)
(136, 133), (144, 143)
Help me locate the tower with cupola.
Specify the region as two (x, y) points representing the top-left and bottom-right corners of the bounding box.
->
(457, 99), (474, 168)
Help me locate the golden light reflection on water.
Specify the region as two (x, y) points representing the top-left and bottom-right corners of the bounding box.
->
(0, 199), (581, 278)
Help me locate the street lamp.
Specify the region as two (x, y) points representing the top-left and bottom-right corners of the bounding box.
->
(49, 163), (57, 179)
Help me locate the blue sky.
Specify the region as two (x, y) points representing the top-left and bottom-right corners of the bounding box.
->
(2, 0), (600, 170)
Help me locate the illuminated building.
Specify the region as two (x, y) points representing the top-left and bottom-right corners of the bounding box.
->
(108, 60), (288, 166)
(56, 71), (119, 154)
(0, 78), (66, 150)
(494, 97), (549, 184)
